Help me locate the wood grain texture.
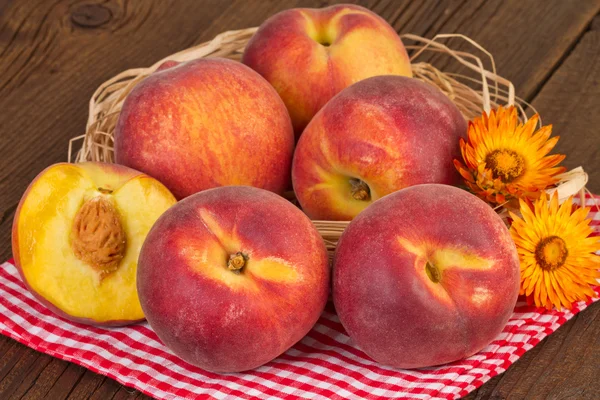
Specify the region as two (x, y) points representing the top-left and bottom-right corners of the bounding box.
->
(465, 18), (600, 400)
(0, 1), (599, 399)
(531, 22), (600, 191)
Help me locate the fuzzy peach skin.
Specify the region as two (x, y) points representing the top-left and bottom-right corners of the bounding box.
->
(292, 75), (467, 220)
(137, 186), (329, 373)
(12, 162), (176, 326)
(242, 4), (412, 137)
(332, 184), (520, 369)
(114, 58), (294, 199)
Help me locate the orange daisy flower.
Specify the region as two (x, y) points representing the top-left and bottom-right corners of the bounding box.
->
(509, 192), (600, 311)
(454, 106), (566, 207)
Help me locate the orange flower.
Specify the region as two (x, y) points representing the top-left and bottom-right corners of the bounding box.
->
(509, 192), (600, 311)
(454, 106), (565, 207)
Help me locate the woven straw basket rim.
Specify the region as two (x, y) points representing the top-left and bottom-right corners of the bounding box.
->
(69, 27), (589, 259)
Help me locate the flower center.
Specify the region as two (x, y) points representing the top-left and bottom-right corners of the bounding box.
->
(485, 149), (525, 182)
(535, 236), (568, 271)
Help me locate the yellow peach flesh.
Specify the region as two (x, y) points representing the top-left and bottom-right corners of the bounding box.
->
(15, 163), (175, 323)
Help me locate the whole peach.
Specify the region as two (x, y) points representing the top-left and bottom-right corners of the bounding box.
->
(292, 75), (467, 220)
(137, 186), (329, 372)
(114, 58), (294, 199)
(243, 4), (412, 137)
(333, 184), (520, 369)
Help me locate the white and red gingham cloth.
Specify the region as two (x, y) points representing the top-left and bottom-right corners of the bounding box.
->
(1, 194), (599, 400)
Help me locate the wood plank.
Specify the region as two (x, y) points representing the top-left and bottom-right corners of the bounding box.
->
(18, 357), (68, 399)
(0, 335), (18, 360)
(86, 377), (125, 400)
(466, 302), (600, 399)
(531, 21), (600, 192)
(409, 0), (600, 101)
(110, 385), (145, 400)
(466, 19), (600, 399)
(0, 0), (231, 262)
(0, 340), (28, 383)
(0, 345), (49, 399)
(0, 1), (598, 399)
(43, 363), (87, 400)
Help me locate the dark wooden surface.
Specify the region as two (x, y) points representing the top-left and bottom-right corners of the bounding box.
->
(0, 0), (599, 399)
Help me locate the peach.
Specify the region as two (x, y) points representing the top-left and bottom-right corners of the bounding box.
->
(114, 58), (294, 199)
(292, 75), (467, 220)
(137, 186), (329, 372)
(11, 162), (176, 326)
(333, 184), (520, 369)
(242, 4), (412, 137)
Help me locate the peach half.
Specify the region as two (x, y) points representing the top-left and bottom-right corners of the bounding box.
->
(12, 162), (176, 326)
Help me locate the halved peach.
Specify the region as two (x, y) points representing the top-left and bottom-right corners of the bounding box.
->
(12, 162), (177, 326)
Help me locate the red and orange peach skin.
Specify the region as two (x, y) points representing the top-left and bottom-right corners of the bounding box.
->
(114, 58), (294, 199)
(333, 184), (520, 369)
(243, 4), (412, 137)
(137, 186), (330, 373)
(292, 75), (468, 221)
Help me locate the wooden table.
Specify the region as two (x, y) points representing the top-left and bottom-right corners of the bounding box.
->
(1, 0), (599, 399)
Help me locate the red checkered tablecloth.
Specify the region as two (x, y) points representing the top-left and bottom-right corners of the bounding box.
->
(1, 195), (598, 400)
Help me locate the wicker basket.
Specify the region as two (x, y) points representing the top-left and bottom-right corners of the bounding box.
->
(69, 28), (588, 260)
